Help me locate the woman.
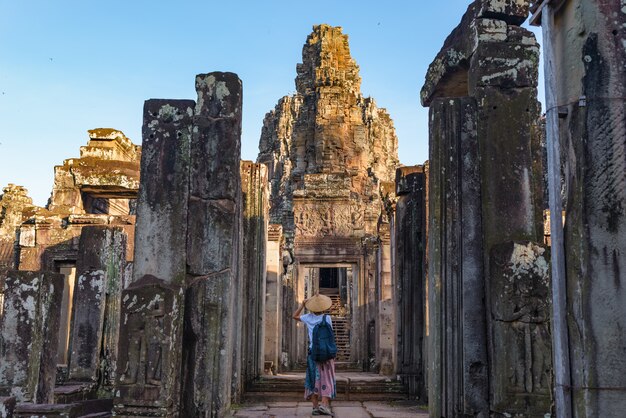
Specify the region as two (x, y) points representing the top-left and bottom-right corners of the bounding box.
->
(293, 294), (336, 416)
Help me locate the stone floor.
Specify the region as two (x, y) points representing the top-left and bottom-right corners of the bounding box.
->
(229, 400), (429, 417)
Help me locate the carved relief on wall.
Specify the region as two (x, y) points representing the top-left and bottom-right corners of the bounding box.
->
(489, 241), (552, 412)
(294, 201), (365, 238)
(116, 275), (183, 406)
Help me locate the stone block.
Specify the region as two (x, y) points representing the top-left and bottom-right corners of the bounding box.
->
(68, 226), (127, 387)
(489, 241), (551, 415)
(475, 86), (542, 248)
(186, 198), (236, 275)
(395, 165), (423, 196)
(115, 275), (184, 417)
(476, 0), (530, 26)
(66, 270), (105, 383)
(469, 28), (539, 90)
(182, 272), (234, 417)
(0, 270), (64, 403)
(191, 72), (242, 202)
(133, 99), (195, 285)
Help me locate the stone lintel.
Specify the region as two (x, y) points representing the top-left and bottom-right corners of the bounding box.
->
(395, 165), (424, 196)
(421, 0), (533, 106)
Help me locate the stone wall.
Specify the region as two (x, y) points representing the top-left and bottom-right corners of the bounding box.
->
(116, 72), (245, 418)
(0, 185), (35, 270)
(394, 166), (428, 401)
(240, 161), (269, 387)
(0, 270), (64, 403)
(67, 226), (127, 395)
(421, 1), (551, 416)
(15, 129), (139, 272)
(532, 1), (626, 416)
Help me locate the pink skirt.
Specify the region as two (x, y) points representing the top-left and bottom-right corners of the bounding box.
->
(304, 357), (336, 399)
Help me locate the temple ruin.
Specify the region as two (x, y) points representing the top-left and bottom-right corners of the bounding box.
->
(0, 1), (625, 417)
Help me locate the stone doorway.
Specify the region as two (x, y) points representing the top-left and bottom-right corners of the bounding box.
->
(300, 264), (358, 367)
(55, 262), (76, 368)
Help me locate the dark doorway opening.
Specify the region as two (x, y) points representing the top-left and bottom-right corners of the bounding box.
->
(319, 267), (339, 290)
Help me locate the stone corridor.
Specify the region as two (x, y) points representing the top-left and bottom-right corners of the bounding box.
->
(1, 1), (625, 417)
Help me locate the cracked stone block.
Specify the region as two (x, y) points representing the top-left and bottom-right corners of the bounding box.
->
(0, 270), (64, 403)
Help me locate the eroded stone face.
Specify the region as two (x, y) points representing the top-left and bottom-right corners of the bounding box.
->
(0, 270), (64, 403)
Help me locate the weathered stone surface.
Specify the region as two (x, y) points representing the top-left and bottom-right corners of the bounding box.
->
(67, 226), (127, 391)
(468, 27), (539, 90)
(115, 275), (184, 417)
(427, 97), (488, 417)
(394, 166), (427, 401)
(532, 1), (626, 416)
(0, 396), (16, 418)
(190, 72), (243, 202)
(0, 185), (35, 270)
(182, 272), (232, 418)
(240, 162), (269, 387)
(182, 72), (243, 417)
(489, 241), (552, 415)
(48, 129), (141, 215)
(476, 0), (530, 25)
(422, 2), (549, 415)
(421, 2), (534, 106)
(0, 270), (64, 403)
(133, 99), (195, 285)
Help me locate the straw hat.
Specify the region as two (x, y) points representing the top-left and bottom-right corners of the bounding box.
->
(305, 294), (332, 313)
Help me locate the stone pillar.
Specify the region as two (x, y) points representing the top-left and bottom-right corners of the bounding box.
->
(182, 72), (243, 417)
(132, 99), (195, 285)
(427, 98), (488, 417)
(264, 224), (282, 374)
(394, 166), (427, 401)
(115, 99), (194, 417)
(0, 270), (64, 403)
(421, 2), (551, 416)
(67, 226), (127, 393)
(241, 161), (269, 384)
(377, 221), (394, 376)
(532, 1), (626, 416)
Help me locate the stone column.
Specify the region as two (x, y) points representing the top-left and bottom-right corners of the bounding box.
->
(427, 98), (488, 417)
(132, 99), (195, 285)
(394, 166), (427, 401)
(376, 221), (394, 376)
(115, 99), (194, 417)
(0, 270), (64, 403)
(241, 161), (269, 383)
(182, 72), (243, 418)
(264, 224), (282, 374)
(67, 226), (127, 393)
(422, 2), (551, 416)
(533, 1), (626, 416)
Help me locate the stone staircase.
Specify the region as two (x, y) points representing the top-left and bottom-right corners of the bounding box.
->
(328, 294), (350, 362)
(244, 372), (408, 402)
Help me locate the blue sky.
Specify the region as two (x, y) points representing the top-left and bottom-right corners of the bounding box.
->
(0, 1), (543, 205)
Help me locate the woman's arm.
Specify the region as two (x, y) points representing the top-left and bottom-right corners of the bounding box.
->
(292, 298), (307, 321)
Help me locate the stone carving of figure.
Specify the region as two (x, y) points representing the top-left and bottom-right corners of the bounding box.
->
(499, 264), (551, 394)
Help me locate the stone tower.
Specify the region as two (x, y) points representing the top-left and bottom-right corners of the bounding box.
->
(258, 24), (400, 372)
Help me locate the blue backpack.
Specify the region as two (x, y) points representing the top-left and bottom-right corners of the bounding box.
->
(311, 314), (337, 362)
